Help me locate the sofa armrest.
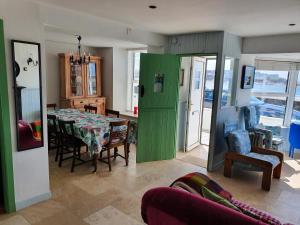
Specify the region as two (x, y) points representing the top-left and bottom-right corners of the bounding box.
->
(142, 187), (265, 225)
(225, 152), (272, 169)
(251, 146), (284, 162)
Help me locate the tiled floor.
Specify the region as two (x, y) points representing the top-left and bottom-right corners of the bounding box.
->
(176, 144), (209, 168)
(0, 146), (300, 225)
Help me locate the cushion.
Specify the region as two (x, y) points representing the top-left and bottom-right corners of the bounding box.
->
(201, 186), (241, 212)
(245, 152), (280, 168)
(228, 130), (251, 154)
(231, 198), (284, 225)
(170, 172), (232, 200)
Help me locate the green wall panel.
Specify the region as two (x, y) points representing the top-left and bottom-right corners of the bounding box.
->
(0, 19), (16, 212)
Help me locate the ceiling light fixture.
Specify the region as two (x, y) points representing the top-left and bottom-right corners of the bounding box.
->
(289, 23), (296, 27)
(69, 35), (90, 65)
(148, 5), (157, 9)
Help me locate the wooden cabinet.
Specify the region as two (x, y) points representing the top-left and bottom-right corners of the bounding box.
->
(59, 53), (105, 114)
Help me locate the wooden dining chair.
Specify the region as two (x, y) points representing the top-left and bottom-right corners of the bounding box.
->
(98, 120), (130, 172)
(105, 109), (120, 118)
(47, 103), (57, 110)
(47, 114), (60, 161)
(84, 105), (97, 114)
(58, 120), (88, 172)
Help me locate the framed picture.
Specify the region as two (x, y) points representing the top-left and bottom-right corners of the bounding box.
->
(179, 69), (184, 86)
(11, 40), (44, 151)
(241, 65), (255, 89)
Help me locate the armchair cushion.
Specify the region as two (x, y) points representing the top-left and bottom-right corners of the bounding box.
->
(232, 152), (280, 172)
(170, 172), (232, 200)
(201, 186), (240, 212)
(228, 130), (251, 155)
(246, 152), (280, 168)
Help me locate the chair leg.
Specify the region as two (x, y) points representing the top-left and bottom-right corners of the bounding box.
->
(273, 163), (282, 179)
(262, 168), (272, 191)
(93, 153), (99, 173)
(55, 145), (60, 162)
(125, 143), (129, 166)
(289, 146), (294, 158)
(107, 149), (112, 172)
(71, 147), (77, 173)
(59, 146), (64, 167)
(113, 147), (118, 160)
(224, 158), (232, 178)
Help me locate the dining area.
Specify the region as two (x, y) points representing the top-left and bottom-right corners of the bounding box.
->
(47, 104), (136, 174)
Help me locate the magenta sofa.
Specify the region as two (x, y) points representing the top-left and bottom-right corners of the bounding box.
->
(142, 187), (269, 225)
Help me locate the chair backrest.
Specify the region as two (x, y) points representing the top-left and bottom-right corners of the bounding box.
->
(227, 130), (252, 155)
(47, 103), (57, 110)
(108, 120), (129, 146)
(289, 123), (300, 148)
(224, 121), (239, 137)
(47, 114), (58, 134)
(105, 109), (120, 118)
(224, 121), (251, 155)
(58, 120), (76, 143)
(244, 106), (260, 130)
(84, 105), (97, 114)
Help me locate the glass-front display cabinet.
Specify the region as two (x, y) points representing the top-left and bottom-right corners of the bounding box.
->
(59, 54), (105, 114)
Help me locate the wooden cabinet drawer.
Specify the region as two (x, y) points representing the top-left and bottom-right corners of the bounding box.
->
(88, 98), (105, 104)
(73, 99), (89, 106)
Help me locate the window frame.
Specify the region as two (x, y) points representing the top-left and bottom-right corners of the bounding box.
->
(127, 49), (147, 111)
(251, 62), (299, 127)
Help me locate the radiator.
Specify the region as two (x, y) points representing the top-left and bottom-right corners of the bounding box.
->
(21, 88), (41, 123)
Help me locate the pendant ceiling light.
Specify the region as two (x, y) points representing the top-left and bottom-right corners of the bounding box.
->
(70, 35), (90, 65)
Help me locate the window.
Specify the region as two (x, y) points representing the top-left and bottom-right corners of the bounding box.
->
(252, 70), (289, 126)
(292, 72), (300, 121)
(253, 70), (289, 93)
(127, 49), (147, 111)
(221, 57), (235, 107)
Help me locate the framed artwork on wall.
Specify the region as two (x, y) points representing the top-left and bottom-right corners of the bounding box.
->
(241, 65), (255, 89)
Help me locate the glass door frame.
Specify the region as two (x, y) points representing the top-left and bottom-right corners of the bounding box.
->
(69, 63), (85, 98)
(85, 57), (100, 97)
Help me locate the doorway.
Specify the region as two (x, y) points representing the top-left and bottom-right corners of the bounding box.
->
(177, 55), (216, 168)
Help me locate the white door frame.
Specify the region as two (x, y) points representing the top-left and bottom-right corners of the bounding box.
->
(185, 57), (206, 151)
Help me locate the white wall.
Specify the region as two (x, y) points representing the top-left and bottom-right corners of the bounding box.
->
(113, 48), (128, 112)
(97, 47), (128, 112)
(236, 54), (256, 106)
(98, 47), (113, 109)
(45, 40), (98, 106)
(243, 33), (300, 54)
(0, 0), (50, 210)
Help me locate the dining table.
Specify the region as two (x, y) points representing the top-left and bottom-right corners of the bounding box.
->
(47, 108), (138, 171)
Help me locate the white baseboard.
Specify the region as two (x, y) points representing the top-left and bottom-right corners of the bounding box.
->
(16, 191), (52, 211)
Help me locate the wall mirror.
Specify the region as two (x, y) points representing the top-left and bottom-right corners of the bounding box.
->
(12, 40), (43, 151)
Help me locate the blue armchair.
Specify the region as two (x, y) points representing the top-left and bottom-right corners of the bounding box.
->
(224, 122), (283, 191)
(244, 106), (283, 150)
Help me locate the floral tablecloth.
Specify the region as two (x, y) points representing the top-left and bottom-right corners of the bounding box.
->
(48, 109), (137, 154)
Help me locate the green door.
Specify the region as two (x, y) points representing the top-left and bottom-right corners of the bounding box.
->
(137, 53), (180, 163)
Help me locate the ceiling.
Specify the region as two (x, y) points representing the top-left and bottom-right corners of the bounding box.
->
(33, 0), (300, 37)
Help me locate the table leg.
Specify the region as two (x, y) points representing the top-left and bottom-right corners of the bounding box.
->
(93, 153), (99, 173)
